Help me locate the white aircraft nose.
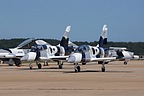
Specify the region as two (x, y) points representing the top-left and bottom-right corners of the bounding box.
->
(68, 53), (82, 63)
(21, 52), (36, 61)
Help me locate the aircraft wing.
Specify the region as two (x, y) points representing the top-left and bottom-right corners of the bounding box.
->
(109, 47), (127, 51)
(68, 41), (78, 49)
(39, 56), (69, 61)
(91, 57), (116, 61)
(0, 54), (16, 58)
(16, 38), (35, 49)
(0, 54), (21, 62)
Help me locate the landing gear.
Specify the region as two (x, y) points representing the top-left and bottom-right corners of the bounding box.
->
(101, 61), (106, 72)
(8, 59), (21, 67)
(58, 61), (63, 69)
(37, 63), (42, 69)
(74, 63), (81, 72)
(9, 64), (14, 66)
(29, 62), (42, 69)
(36, 61), (42, 69)
(101, 66), (105, 72)
(59, 64), (63, 69)
(29, 63), (33, 69)
(82, 62), (86, 65)
(124, 61), (127, 65)
(15, 60), (21, 67)
(8, 59), (14, 66)
(43, 61), (49, 66)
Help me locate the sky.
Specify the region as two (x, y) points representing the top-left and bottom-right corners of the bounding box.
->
(0, 0), (144, 42)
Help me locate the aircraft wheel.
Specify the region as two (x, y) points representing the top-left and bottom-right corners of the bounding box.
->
(15, 63), (21, 67)
(124, 61), (127, 65)
(75, 66), (81, 72)
(38, 63), (42, 69)
(29, 63), (33, 69)
(101, 67), (105, 72)
(46, 62), (49, 66)
(14, 60), (21, 67)
(75, 69), (78, 72)
(59, 64), (63, 69)
(9, 64), (14, 66)
(77, 66), (81, 72)
(82, 62), (86, 65)
(30, 66), (33, 70)
(44, 61), (49, 66)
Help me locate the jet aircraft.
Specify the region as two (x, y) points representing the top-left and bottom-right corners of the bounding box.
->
(21, 26), (73, 69)
(108, 47), (139, 64)
(67, 25), (138, 72)
(0, 38), (34, 66)
(67, 25), (116, 72)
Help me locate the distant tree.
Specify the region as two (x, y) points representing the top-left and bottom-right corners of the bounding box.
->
(0, 38), (144, 55)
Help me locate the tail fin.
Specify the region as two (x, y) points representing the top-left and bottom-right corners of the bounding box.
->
(59, 26), (71, 47)
(98, 24), (108, 47)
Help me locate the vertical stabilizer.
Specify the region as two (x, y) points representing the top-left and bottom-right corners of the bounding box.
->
(98, 25), (108, 47)
(60, 26), (71, 47)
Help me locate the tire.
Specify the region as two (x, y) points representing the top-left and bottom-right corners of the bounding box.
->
(124, 61), (127, 65)
(15, 60), (21, 67)
(59, 64), (63, 69)
(29, 64), (33, 70)
(82, 63), (86, 65)
(30, 67), (33, 70)
(9, 64), (13, 66)
(77, 66), (81, 72)
(38, 64), (42, 69)
(102, 67), (105, 72)
(15, 63), (21, 67)
(75, 68), (78, 72)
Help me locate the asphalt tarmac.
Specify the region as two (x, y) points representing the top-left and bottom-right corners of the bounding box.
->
(0, 60), (144, 96)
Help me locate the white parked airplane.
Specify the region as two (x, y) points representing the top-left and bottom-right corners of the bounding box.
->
(0, 38), (34, 66)
(67, 25), (139, 72)
(108, 47), (139, 64)
(67, 25), (116, 72)
(21, 26), (73, 69)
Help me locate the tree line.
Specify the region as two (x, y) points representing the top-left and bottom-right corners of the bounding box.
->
(0, 38), (144, 56)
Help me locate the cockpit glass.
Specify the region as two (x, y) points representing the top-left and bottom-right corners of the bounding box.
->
(30, 45), (43, 52)
(74, 45), (90, 53)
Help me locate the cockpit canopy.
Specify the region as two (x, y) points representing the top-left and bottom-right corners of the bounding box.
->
(74, 45), (90, 53)
(30, 45), (47, 52)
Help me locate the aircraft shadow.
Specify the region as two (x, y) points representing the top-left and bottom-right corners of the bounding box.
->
(12, 67), (133, 74)
(42, 67), (71, 70)
(64, 70), (133, 74)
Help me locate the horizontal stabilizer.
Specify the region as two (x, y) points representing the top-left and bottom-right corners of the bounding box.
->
(68, 41), (78, 48)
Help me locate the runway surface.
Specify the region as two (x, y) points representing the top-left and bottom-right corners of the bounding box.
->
(0, 60), (144, 96)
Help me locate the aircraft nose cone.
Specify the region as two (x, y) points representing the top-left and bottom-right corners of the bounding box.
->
(21, 52), (36, 61)
(68, 53), (82, 63)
